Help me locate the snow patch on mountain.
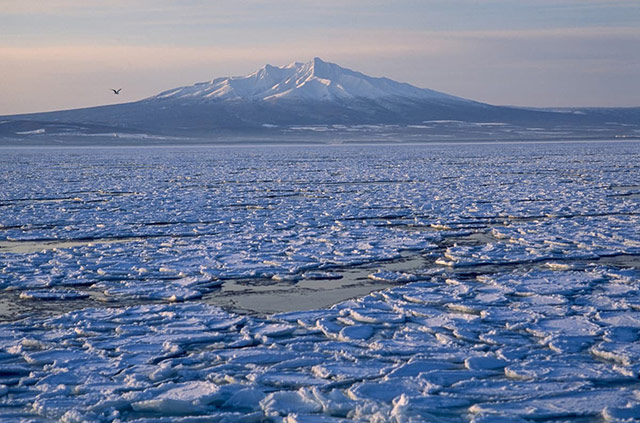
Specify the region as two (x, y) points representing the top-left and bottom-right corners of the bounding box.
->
(151, 57), (463, 103)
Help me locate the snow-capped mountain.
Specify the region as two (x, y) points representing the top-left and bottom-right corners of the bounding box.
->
(2, 57), (639, 144)
(151, 57), (462, 103)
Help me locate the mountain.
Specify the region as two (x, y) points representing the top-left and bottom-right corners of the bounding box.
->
(152, 57), (463, 103)
(1, 58), (639, 144)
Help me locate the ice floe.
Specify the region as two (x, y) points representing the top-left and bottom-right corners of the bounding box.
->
(0, 143), (639, 421)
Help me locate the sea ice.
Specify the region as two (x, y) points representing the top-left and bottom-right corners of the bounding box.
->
(1, 143), (639, 421)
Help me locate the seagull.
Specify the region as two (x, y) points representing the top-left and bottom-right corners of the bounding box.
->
(110, 88), (122, 95)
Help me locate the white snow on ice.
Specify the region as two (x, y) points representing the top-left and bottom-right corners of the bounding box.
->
(0, 142), (639, 422)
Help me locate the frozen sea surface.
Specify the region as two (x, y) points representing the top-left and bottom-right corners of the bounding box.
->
(1, 142), (640, 422)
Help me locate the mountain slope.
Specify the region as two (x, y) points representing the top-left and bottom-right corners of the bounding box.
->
(151, 57), (464, 103)
(1, 58), (639, 144)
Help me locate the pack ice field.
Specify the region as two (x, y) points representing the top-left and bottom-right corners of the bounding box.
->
(1, 142), (640, 422)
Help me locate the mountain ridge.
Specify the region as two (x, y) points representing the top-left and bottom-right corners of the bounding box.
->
(149, 57), (466, 104)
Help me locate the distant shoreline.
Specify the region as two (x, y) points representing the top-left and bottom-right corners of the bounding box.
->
(1, 137), (639, 149)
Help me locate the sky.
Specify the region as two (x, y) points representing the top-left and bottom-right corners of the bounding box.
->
(1, 0), (639, 115)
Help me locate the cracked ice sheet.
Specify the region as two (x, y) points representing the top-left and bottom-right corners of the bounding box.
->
(0, 143), (640, 421)
(3, 265), (640, 423)
(0, 143), (636, 306)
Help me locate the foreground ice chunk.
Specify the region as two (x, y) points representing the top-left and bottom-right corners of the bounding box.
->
(368, 270), (419, 283)
(349, 309), (405, 324)
(222, 388), (266, 411)
(338, 325), (373, 341)
(602, 403), (640, 422)
(312, 361), (389, 380)
(253, 323), (297, 338)
(470, 388), (635, 420)
(465, 355), (508, 371)
(132, 381), (220, 414)
(261, 389), (322, 416)
(348, 379), (427, 402)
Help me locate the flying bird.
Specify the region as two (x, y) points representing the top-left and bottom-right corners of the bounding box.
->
(110, 88), (122, 95)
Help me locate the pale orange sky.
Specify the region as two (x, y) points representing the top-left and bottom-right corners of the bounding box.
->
(1, 1), (639, 115)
